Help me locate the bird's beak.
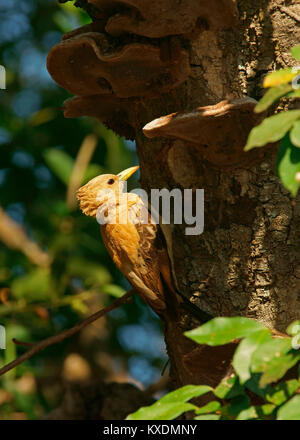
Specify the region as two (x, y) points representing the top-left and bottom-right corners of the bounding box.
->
(117, 166), (139, 181)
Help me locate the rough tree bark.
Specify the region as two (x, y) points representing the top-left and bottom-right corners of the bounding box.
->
(48, 0), (300, 392)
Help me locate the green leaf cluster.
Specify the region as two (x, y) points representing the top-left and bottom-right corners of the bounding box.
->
(127, 317), (300, 420)
(245, 45), (300, 196)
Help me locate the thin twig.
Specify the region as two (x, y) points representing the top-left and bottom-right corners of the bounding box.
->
(0, 290), (135, 377)
(12, 339), (35, 348)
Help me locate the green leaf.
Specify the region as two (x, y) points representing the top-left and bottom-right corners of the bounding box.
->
(224, 395), (251, 418)
(245, 376), (299, 408)
(29, 107), (57, 126)
(5, 324), (31, 346)
(244, 374), (299, 407)
(160, 385), (212, 404)
(251, 336), (291, 370)
(245, 374), (272, 400)
(236, 406), (258, 420)
(291, 45), (300, 60)
(288, 89), (300, 98)
(67, 257), (111, 287)
(185, 317), (265, 346)
(11, 268), (52, 301)
(11, 390), (37, 420)
(194, 414), (221, 420)
(101, 284), (126, 298)
(251, 337), (300, 387)
(126, 402), (197, 421)
(195, 401), (221, 415)
(277, 395), (300, 420)
(266, 379), (300, 405)
(233, 329), (272, 384)
(44, 149), (74, 185)
(237, 404), (275, 420)
(277, 134), (300, 197)
(245, 110), (300, 151)
(263, 68), (299, 88)
(98, 125), (133, 175)
(83, 164), (104, 183)
(53, 7), (83, 33)
(290, 120), (300, 148)
(126, 385), (211, 420)
(44, 149), (102, 186)
(286, 320), (300, 336)
(214, 375), (245, 399)
(255, 84), (293, 113)
(260, 404), (276, 416)
(5, 324), (31, 378)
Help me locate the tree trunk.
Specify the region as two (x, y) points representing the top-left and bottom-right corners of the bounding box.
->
(49, 0), (300, 390)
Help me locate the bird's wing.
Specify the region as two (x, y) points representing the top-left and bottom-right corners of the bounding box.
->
(101, 218), (166, 312)
(135, 221), (165, 289)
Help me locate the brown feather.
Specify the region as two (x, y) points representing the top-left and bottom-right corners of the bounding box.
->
(101, 219), (166, 312)
(77, 174), (169, 313)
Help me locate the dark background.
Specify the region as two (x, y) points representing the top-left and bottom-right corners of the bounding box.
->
(0, 0), (166, 419)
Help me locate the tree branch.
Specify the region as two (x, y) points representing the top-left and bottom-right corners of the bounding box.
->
(0, 207), (50, 267)
(0, 289), (135, 377)
(12, 339), (34, 348)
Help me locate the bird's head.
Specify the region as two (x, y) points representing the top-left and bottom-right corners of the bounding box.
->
(77, 166), (139, 217)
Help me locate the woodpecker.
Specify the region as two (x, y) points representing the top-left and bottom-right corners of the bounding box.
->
(77, 166), (212, 321)
(77, 166), (172, 314)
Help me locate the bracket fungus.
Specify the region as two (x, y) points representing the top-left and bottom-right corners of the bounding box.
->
(63, 95), (136, 139)
(47, 31), (190, 98)
(143, 98), (266, 170)
(65, 0), (238, 38)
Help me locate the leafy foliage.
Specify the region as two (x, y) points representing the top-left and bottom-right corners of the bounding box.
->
(186, 316), (265, 346)
(127, 317), (300, 420)
(0, 0), (165, 419)
(127, 385), (211, 420)
(245, 45), (300, 196)
(1, 1), (299, 422)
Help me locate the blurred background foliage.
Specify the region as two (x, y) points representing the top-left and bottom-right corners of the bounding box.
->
(0, 0), (166, 419)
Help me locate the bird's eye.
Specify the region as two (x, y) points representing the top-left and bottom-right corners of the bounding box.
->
(107, 178), (115, 185)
